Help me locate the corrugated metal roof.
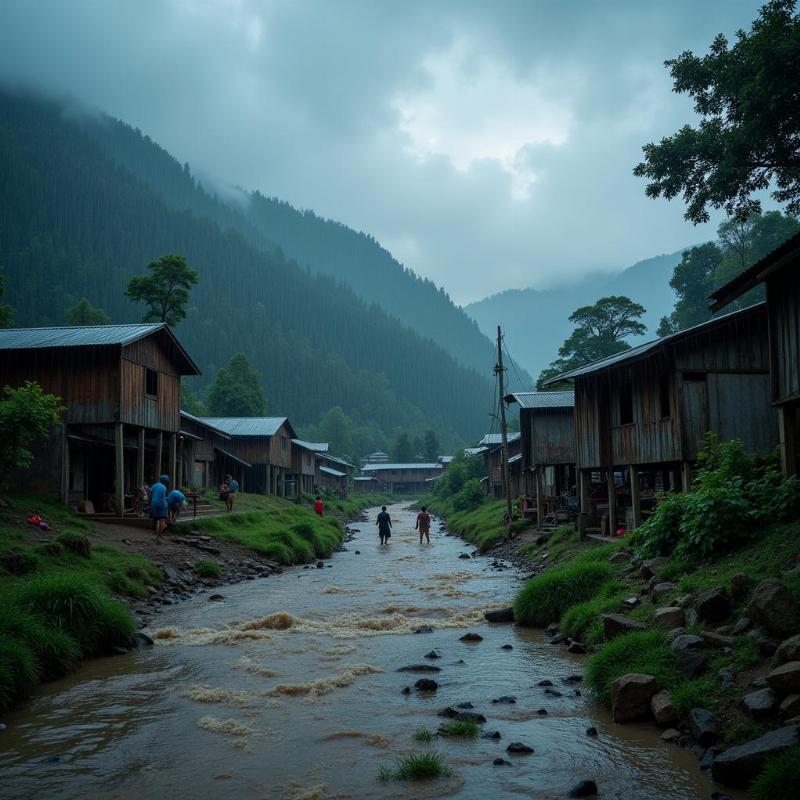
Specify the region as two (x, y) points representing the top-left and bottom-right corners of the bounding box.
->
(198, 417), (291, 437)
(0, 323), (164, 349)
(464, 447), (487, 456)
(214, 446), (252, 468)
(478, 432), (521, 446)
(505, 391), (574, 409)
(545, 303), (766, 384)
(508, 453), (522, 464)
(180, 411), (232, 439)
(362, 463), (443, 472)
(320, 466), (346, 478)
(353, 476), (376, 481)
(292, 439), (329, 452)
(319, 453), (355, 469)
(438, 456), (454, 463)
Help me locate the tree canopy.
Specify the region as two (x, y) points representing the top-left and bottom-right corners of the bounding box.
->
(65, 298), (111, 326)
(537, 296), (646, 388)
(634, 0), (800, 224)
(125, 254), (198, 327)
(205, 353), (267, 417)
(423, 430), (440, 462)
(391, 432), (414, 463)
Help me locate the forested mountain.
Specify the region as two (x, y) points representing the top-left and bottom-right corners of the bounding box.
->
(465, 251), (683, 377)
(71, 102), (516, 381)
(0, 88), (497, 445)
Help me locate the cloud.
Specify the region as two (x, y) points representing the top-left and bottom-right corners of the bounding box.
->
(0, 0), (765, 303)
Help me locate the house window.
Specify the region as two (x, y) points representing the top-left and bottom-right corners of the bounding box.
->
(281, 436), (287, 453)
(659, 374), (671, 419)
(619, 380), (633, 425)
(145, 368), (158, 398)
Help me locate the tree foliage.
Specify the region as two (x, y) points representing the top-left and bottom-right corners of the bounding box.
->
(125, 254), (198, 327)
(64, 298), (111, 326)
(180, 381), (205, 416)
(634, 0), (800, 223)
(391, 432), (414, 463)
(537, 296), (646, 388)
(0, 382), (64, 486)
(205, 353), (267, 417)
(0, 268), (13, 329)
(423, 430), (439, 462)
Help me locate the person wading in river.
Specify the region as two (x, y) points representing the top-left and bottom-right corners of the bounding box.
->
(376, 505), (392, 545)
(415, 506), (431, 544)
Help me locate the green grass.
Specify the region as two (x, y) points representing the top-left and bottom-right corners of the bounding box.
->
(752, 746), (800, 799)
(380, 752), (451, 782)
(585, 629), (682, 703)
(436, 499), (509, 551)
(413, 727), (434, 743)
(670, 676), (721, 717)
(194, 559), (221, 579)
(438, 719), (479, 737)
(560, 580), (626, 645)
(514, 561), (616, 626)
(205, 490), (393, 519)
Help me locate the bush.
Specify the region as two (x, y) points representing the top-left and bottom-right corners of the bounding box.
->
(14, 573), (135, 655)
(452, 479), (484, 513)
(381, 752), (451, 781)
(677, 483), (752, 558)
(586, 629), (681, 703)
(291, 522), (315, 541)
(751, 746), (800, 800)
(438, 719), (479, 737)
(0, 550), (39, 575)
(195, 560), (221, 579)
(55, 531), (92, 557)
(0, 635), (38, 711)
(671, 677), (718, 717)
(632, 493), (686, 558)
(513, 561), (616, 627)
(560, 580), (625, 643)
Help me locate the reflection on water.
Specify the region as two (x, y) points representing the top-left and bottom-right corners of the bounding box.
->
(0, 503), (738, 799)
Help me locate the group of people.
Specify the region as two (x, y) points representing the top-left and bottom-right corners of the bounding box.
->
(218, 475), (239, 512)
(374, 505), (432, 545)
(147, 475), (187, 536)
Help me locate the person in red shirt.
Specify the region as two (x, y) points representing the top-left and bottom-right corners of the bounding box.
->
(416, 506), (432, 544)
(314, 495), (325, 516)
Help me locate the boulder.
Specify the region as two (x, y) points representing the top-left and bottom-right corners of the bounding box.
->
(544, 687), (563, 697)
(484, 607), (515, 623)
(732, 617), (751, 635)
(653, 607), (685, 629)
(414, 679), (438, 691)
(482, 730), (502, 739)
(673, 593), (693, 608)
(500, 644), (513, 650)
(676, 649), (708, 679)
(438, 707), (487, 723)
(742, 688), (778, 720)
(609, 551), (631, 565)
(424, 650), (441, 659)
(460, 632), (483, 642)
(748, 579), (800, 636)
(602, 613), (647, 640)
(506, 742), (534, 754)
(712, 725), (800, 787)
(688, 708), (719, 747)
(493, 758), (511, 766)
(660, 728), (681, 743)
(622, 596), (640, 609)
(702, 632), (735, 649)
(611, 673), (658, 722)
(767, 661), (800, 694)
(398, 664), (441, 673)
(568, 780), (598, 798)
(671, 634), (704, 652)
(586, 726), (598, 737)
(652, 581), (677, 599)
(776, 633), (800, 665)
(491, 695), (517, 704)
(779, 694), (800, 719)
(650, 690), (677, 727)
(730, 572), (750, 600)
(694, 588), (731, 624)
(567, 641), (587, 654)
(641, 556), (669, 579)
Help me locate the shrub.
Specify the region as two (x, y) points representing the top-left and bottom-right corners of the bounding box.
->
(671, 677), (718, 717)
(37, 541), (64, 557)
(413, 728), (433, 743)
(513, 561), (616, 627)
(0, 635), (38, 711)
(291, 522), (315, 541)
(195, 559), (222, 579)
(751, 746), (800, 800)
(438, 719), (479, 737)
(560, 580), (625, 643)
(386, 752), (450, 781)
(586, 629), (681, 703)
(452, 479), (484, 513)
(632, 493), (686, 558)
(55, 531), (92, 557)
(677, 483), (752, 559)
(14, 573), (135, 655)
(0, 550), (39, 575)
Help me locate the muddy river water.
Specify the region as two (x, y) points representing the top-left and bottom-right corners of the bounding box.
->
(1, 504), (737, 799)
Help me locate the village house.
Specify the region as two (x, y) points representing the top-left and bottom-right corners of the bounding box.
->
(290, 439), (328, 496)
(708, 231), (800, 475)
(547, 303), (778, 534)
(478, 432), (521, 499)
(315, 452), (355, 497)
(0, 323), (200, 515)
(178, 411), (250, 492)
(197, 417), (297, 496)
(505, 391), (576, 526)
(360, 462), (442, 493)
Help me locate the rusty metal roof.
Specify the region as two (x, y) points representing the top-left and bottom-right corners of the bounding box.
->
(505, 391), (574, 409)
(199, 417), (294, 437)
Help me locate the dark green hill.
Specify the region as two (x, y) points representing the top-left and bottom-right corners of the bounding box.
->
(0, 88), (493, 445)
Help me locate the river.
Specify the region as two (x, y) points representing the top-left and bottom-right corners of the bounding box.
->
(0, 503), (734, 799)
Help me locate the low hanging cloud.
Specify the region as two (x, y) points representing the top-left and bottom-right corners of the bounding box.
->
(0, 0), (763, 304)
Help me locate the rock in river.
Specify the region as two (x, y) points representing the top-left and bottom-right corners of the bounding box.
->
(484, 607), (515, 623)
(414, 679), (438, 692)
(208, 594), (224, 602)
(650, 690), (677, 727)
(398, 664), (441, 673)
(491, 695), (516, 704)
(438, 707), (487, 723)
(506, 742), (534, 754)
(424, 650), (441, 659)
(569, 779), (598, 797)
(712, 725), (800, 787)
(493, 757), (510, 765)
(688, 708), (719, 747)
(460, 632), (483, 642)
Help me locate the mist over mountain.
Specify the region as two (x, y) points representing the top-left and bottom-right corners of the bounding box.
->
(465, 251), (683, 378)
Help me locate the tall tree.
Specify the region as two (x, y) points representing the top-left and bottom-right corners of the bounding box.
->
(634, 0), (800, 223)
(423, 430), (439, 462)
(537, 296), (646, 388)
(0, 268), (13, 329)
(125, 254), (198, 327)
(391, 432), (414, 463)
(205, 353), (267, 417)
(65, 298), (111, 326)
(317, 406), (354, 457)
(181, 381), (206, 416)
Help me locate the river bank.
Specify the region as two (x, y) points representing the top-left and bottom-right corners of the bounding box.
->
(0, 491), (388, 718)
(0, 502), (733, 800)
(429, 492), (800, 798)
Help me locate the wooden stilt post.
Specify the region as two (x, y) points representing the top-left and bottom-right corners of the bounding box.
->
(137, 428), (145, 490)
(578, 469), (590, 541)
(681, 461), (692, 492)
(535, 467), (545, 529)
(155, 431), (163, 480)
(606, 467), (617, 536)
(61, 426), (70, 504)
(779, 405), (798, 476)
(629, 464), (641, 530)
(114, 422), (125, 517)
(169, 433), (177, 487)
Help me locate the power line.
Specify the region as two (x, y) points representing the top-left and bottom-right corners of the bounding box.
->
(503, 338), (528, 391)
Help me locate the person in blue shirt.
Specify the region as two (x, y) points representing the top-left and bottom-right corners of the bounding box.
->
(167, 488), (187, 523)
(149, 475), (170, 536)
(225, 474), (239, 512)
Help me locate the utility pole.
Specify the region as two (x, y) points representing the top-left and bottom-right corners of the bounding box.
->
(495, 326), (514, 538)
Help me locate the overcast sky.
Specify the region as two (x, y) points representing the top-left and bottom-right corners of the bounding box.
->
(0, 0), (764, 304)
